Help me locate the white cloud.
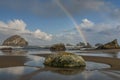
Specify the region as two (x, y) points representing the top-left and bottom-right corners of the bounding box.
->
(0, 19), (26, 32)
(80, 19), (94, 29)
(8, 19), (26, 31)
(0, 19), (52, 41)
(79, 18), (117, 33)
(34, 29), (52, 40)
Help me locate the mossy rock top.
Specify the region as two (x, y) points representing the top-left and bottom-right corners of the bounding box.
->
(44, 52), (86, 68)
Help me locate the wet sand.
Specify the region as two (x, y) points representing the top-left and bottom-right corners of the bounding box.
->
(82, 56), (120, 70)
(0, 56), (29, 68)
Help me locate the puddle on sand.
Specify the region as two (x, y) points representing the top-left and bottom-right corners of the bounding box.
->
(25, 55), (45, 68)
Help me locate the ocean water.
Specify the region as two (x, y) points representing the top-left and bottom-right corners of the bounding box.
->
(0, 49), (120, 80)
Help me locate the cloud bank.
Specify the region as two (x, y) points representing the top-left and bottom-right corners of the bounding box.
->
(0, 19), (52, 45)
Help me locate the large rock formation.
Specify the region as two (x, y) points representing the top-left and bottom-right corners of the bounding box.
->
(97, 39), (120, 49)
(44, 52), (86, 68)
(2, 35), (28, 47)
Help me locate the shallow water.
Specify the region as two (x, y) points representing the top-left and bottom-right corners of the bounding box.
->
(75, 51), (120, 58)
(0, 49), (120, 80)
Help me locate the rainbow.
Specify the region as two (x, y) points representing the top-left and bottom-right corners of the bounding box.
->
(54, 0), (87, 45)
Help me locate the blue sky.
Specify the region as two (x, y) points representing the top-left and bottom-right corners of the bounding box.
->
(0, 0), (120, 45)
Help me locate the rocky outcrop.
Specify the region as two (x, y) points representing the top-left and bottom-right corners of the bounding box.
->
(44, 52), (86, 68)
(2, 35), (28, 47)
(97, 39), (120, 49)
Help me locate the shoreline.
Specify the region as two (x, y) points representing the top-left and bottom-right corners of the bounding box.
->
(77, 49), (120, 53)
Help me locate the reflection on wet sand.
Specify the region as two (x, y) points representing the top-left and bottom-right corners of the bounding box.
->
(41, 66), (85, 75)
(82, 49), (120, 53)
(76, 49), (120, 58)
(20, 66), (85, 80)
(104, 52), (119, 58)
(0, 66), (39, 80)
(100, 71), (120, 80)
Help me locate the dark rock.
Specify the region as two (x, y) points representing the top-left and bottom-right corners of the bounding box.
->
(44, 52), (86, 68)
(97, 39), (120, 49)
(50, 43), (66, 52)
(2, 35), (28, 47)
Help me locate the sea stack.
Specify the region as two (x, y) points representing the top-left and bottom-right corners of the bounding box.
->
(2, 35), (28, 47)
